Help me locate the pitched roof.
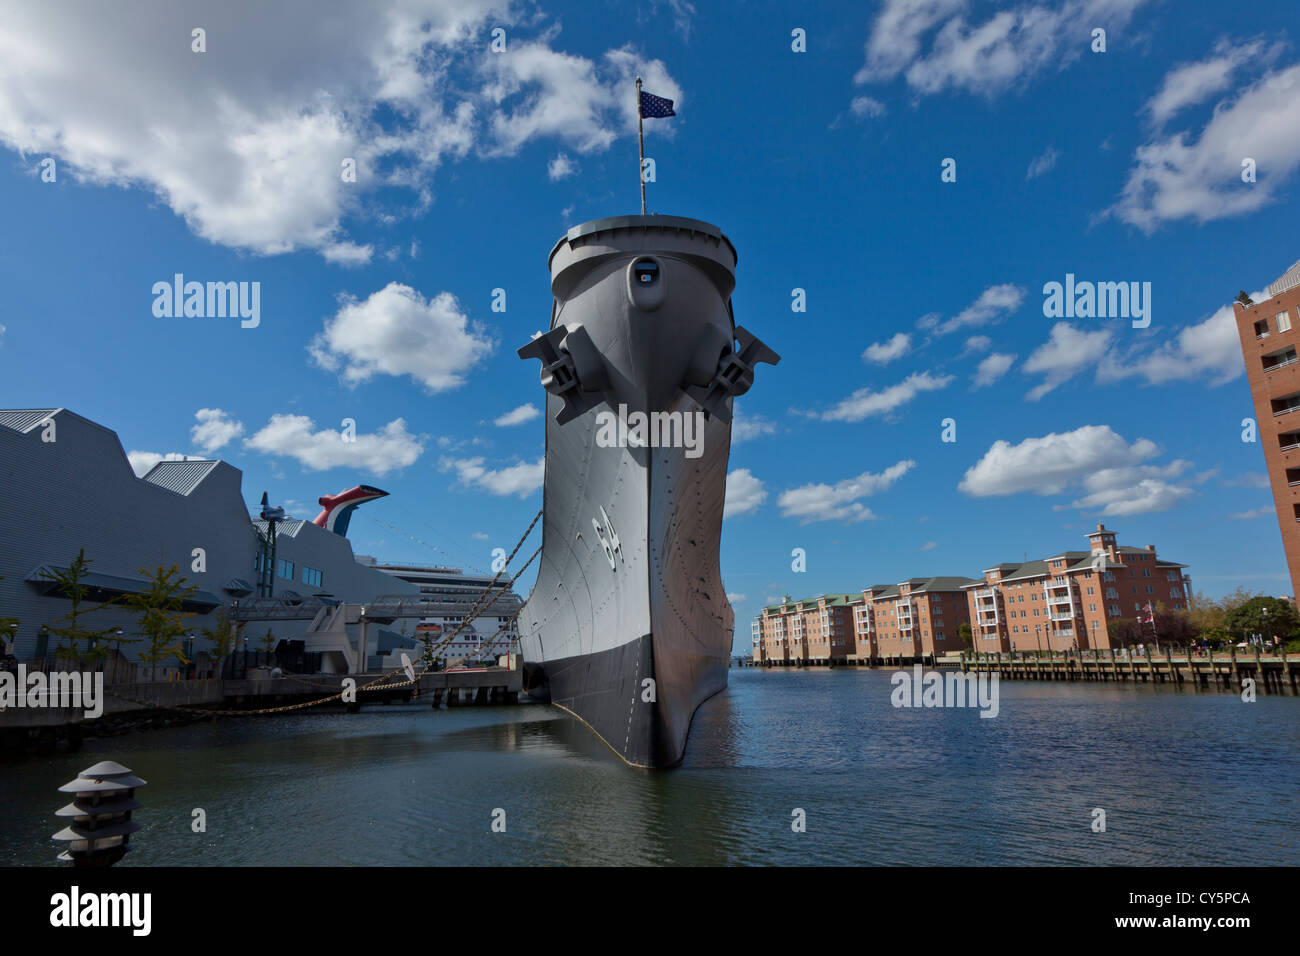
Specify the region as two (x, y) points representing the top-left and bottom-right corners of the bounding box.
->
(142, 459), (221, 496)
(0, 408), (61, 433)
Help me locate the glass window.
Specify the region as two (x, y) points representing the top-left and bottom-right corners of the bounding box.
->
(1278, 310), (1292, 333)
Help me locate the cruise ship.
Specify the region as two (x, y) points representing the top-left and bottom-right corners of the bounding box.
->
(358, 559), (523, 665)
(516, 214), (779, 768)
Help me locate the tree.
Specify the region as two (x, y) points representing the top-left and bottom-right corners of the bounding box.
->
(957, 621), (973, 651)
(200, 604), (243, 677)
(1107, 617), (1140, 648)
(259, 627), (277, 657)
(1236, 290), (1254, 307)
(1225, 596), (1300, 646)
(121, 565), (197, 681)
(1150, 602), (1197, 646)
(41, 550), (119, 667)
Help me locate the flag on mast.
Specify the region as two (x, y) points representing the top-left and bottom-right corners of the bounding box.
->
(635, 77), (675, 214)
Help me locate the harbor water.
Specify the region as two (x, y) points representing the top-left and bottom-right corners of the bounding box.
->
(2, 668), (1297, 866)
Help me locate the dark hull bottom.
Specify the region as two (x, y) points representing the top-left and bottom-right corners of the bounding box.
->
(524, 635), (725, 768)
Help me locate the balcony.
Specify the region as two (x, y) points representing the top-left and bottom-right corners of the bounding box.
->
(1050, 611), (1075, 622)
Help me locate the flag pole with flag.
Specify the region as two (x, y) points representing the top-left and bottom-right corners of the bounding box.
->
(635, 76), (675, 214)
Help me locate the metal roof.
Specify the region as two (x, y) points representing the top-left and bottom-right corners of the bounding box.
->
(142, 459), (220, 496)
(252, 518), (307, 537)
(1269, 260), (1300, 297)
(0, 408), (61, 433)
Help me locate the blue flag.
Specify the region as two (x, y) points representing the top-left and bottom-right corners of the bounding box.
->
(639, 90), (675, 118)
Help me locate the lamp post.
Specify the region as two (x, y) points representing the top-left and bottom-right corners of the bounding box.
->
(186, 635), (195, 679)
(1035, 624), (1043, 657)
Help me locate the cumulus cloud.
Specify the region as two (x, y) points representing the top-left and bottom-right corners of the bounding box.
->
(726, 591), (747, 603)
(0, 2), (679, 260)
(959, 424), (1194, 516)
(725, 468), (767, 519)
(1098, 294), (1257, 387)
(1113, 60), (1300, 231)
(972, 352), (1015, 387)
(494, 404), (540, 427)
(731, 410), (778, 443)
(1023, 323), (1113, 400)
(862, 332), (911, 364)
(127, 450), (203, 477)
(443, 456), (544, 497)
(1144, 38), (1278, 128)
(778, 460), (915, 524)
(919, 284), (1025, 336)
(820, 371), (953, 422)
(962, 334), (992, 354)
(310, 283), (496, 392)
(547, 153), (576, 180)
(190, 408), (244, 454)
(245, 414), (423, 475)
(850, 95), (888, 119)
(855, 0), (1150, 98)
(1026, 146), (1058, 179)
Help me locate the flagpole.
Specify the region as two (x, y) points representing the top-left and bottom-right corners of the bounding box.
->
(636, 76), (646, 215)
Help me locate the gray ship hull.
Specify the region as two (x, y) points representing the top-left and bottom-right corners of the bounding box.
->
(517, 215), (777, 768)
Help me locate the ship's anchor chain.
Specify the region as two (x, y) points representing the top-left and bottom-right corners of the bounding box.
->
(100, 510), (544, 718)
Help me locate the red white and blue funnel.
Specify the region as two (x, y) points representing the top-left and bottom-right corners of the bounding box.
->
(312, 485), (388, 536)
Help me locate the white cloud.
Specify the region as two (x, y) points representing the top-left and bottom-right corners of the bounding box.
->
(778, 460), (915, 524)
(1026, 146), (1058, 179)
(855, 0), (1149, 98)
(850, 95), (888, 119)
(483, 44), (681, 156)
(962, 334), (992, 354)
(472, 531), (490, 540)
(322, 242), (375, 267)
(0, 3), (680, 260)
(1227, 506), (1272, 520)
(444, 456), (543, 498)
(726, 591), (747, 603)
(1064, 460), (1197, 516)
(731, 410), (778, 443)
(1023, 322), (1113, 400)
(245, 414), (423, 475)
(310, 282), (496, 392)
(1113, 61), (1300, 231)
(961, 425), (1157, 496)
(972, 352), (1015, 387)
(820, 371), (953, 422)
(862, 331), (911, 364)
(1144, 39), (1276, 128)
(494, 404), (540, 427)
(919, 541), (937, 551)
(127, 450), (202, 477)
(1223, 472), (1269, 489)
(190, 408), (245, 454)
(1098, 294), (1257, 387)
(0, 324), (6, 347)
(725, 468), (767, 519)
(920, 283), (1025, 336)
(547, 153), (576, 180)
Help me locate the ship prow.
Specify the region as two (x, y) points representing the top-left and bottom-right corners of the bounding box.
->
(517, 214), (778, 768)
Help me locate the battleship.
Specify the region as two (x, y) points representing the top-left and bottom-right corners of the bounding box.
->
(517, 214), (779, 768)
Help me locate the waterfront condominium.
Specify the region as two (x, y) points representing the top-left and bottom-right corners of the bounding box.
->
(752, 594), (857, 664)
(1232, 259), (1300, 601)
(963, 524), (1190, 653)
(865, 577), (976, 662)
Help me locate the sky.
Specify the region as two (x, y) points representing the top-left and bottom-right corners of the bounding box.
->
(1, 0), (1297, 653)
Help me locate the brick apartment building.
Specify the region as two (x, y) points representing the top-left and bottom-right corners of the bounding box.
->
(753, 594), (857, 664)
(864, 577), (976, 662)
(963, 524), (1190, 652)
(1233, 260), (1300, 600)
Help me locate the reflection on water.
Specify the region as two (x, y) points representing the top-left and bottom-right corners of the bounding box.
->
(2, 669), (1297, 866)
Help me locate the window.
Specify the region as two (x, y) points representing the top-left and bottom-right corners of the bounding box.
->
(1278, 310), (1292, 333)
(1109, 605), (1121, 616)
(1145, 586), (1154, 594)
(302, 567), (323, 588)
(278, 558), (294, 579)
(1264, 346), (1298, 371)
(1086, 586), (1095, 595)
(1255, 317), (1270, 337)
(1142, 569), (1151, 577)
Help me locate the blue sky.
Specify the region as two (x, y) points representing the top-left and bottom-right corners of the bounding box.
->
(2, 0), (1297, 652)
